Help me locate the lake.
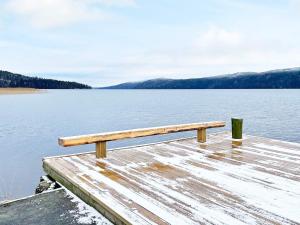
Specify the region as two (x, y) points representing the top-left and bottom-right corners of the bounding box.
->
(0, 89), (300, 201)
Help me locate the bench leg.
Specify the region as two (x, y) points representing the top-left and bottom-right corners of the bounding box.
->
(197, 128), (206, 143)
(96, 141), (106, 158)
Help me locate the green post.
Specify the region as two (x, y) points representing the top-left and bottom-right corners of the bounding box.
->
(231, 118), (243, 139)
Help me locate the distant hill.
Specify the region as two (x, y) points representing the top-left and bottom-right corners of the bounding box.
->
(103, 67), (300, 89)
(0, 70), (91, 89)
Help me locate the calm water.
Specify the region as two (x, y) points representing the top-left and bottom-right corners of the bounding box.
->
(0, 89), (300, 200)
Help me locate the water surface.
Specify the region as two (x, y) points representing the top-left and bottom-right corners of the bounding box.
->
(0, 89), (299, 200)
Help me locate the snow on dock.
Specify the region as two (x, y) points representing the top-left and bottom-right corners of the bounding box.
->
(43, 132), (300, 225)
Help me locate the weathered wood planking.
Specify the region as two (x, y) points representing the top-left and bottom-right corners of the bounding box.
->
(44, 132), (300, 225)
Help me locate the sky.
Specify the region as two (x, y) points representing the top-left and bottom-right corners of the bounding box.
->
(1, 0), (300, 86)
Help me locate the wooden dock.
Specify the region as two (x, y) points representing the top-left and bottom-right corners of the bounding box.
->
(43, 123), (300, 225)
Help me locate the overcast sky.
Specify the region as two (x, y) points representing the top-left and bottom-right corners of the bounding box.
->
(1, 0), (300, 86)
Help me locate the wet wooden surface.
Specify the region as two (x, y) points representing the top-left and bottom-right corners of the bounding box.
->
(43, 132), (300, 225)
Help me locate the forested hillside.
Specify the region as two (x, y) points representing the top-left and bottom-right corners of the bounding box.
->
(0, 70), (91, 89)
(103, 68), (300, 89)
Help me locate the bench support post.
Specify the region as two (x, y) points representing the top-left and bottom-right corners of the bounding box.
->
(197, 128), (206, 143)
(96, 141), (106, 158)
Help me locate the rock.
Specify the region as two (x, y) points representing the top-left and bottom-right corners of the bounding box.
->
(35, 181), (51, 194)
(35, 175), (60, 194)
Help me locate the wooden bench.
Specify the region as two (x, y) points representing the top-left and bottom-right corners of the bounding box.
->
(58, 121), (225, 158)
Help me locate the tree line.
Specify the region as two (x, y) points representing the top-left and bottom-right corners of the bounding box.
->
(0, 70), (91, 89)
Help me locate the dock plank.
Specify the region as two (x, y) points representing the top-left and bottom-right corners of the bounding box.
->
(43, 133), (300, 225)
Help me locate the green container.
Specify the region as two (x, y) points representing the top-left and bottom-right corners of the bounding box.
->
(231, 118), (243, 139)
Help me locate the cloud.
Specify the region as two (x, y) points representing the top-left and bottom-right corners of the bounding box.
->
(195, 27), (242, 49)
(7, 25), (299, 86)
(91, 0), (136, 7)
(5, 0), (135, 28)
(96, 26), (300, 85)
(289, 0), (300, 10)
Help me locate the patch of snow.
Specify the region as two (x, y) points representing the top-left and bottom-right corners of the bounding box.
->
(253, 143), (300, 156)
(65, 188), (113, 225)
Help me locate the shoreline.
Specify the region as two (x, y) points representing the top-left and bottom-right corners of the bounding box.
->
(0, 88), (42, 95)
